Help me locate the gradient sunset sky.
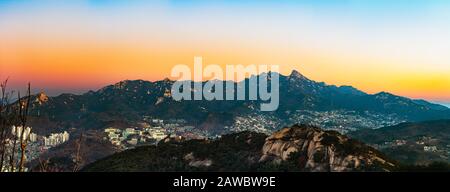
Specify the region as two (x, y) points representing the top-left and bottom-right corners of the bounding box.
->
(0, 0), (449, 105)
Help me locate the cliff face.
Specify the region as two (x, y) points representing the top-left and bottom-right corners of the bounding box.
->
(260, 125), (396, 172)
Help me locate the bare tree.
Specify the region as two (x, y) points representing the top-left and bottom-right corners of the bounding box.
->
(8, 119), (18, 172)
(72, 131), (83, 172)
(0, 80), (32, 172)
(0, 79), (15, 171)
(38, 157), (50, 172)
(18, 83), (31, 172)
(0, 79), (10, 171)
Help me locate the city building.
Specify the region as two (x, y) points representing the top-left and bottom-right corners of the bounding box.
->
(44, 131), (70, 147)
(11, 126), (32, 141)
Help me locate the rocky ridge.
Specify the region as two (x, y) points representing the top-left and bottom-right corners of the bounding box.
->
(260, 125), (396, 171)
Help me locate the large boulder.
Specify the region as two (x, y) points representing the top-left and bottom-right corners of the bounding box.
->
(260, 125), (396, 172)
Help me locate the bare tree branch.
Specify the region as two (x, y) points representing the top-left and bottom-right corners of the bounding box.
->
(18, 83), (31, 172)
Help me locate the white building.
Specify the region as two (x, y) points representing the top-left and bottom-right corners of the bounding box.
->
(150, 129), (167, 141)
(44, 131), (70, 147)
(11, 126), (32, 141)
(124, 128), (138, 135)
(105, 127), (120, 133)
(29, 133), (38, 142)
(424, 146), (438, 152)
(152, 119), (164, 124)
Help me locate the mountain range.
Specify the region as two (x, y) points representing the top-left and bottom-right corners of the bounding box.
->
(27, 70), (450, 135)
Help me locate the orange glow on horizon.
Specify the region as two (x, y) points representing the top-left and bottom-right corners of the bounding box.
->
(2, 41), (449, 102)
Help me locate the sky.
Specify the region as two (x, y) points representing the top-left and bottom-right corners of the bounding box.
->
(0, 0), (449, 104)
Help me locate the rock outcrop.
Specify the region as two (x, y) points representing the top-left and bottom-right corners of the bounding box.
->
(260, 125), (396, 172)
(184, 152), (213, 168)
(36, 92), (49, 105)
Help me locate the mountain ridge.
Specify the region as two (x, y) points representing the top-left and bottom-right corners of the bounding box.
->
(26, 70), (450, 135)
(36, 70), (447, 111)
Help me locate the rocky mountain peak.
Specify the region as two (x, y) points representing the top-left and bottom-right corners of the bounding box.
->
(162, 77), (173, 83)
(289, 70), (310, 81)
(36, 91), (49, 105)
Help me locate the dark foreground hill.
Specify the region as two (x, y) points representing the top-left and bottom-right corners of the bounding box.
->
(349, 119), (450, 165)
(82, 124), (397, 172)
